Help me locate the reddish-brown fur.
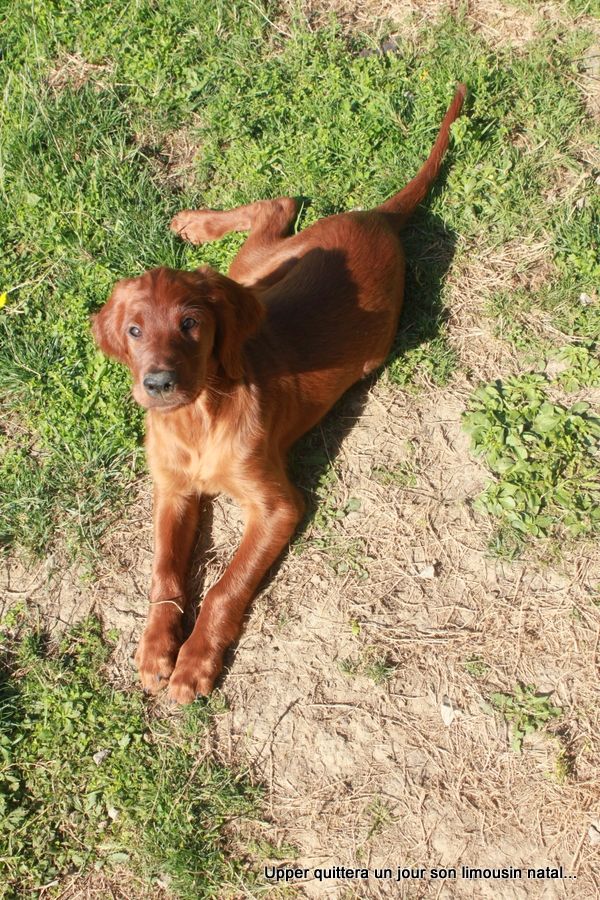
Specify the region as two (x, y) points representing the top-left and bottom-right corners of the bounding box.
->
(92, 85), (466, 703)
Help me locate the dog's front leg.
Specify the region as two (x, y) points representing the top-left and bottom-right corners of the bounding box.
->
(135, 487), (200, 693)
(168, 486), (303, 703)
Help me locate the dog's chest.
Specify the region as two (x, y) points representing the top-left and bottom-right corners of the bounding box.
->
(147, 410), (240, 496)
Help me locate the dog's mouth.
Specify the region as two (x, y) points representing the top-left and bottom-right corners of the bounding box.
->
(132, 382), (197, 411)
(146, 394), (188, 411)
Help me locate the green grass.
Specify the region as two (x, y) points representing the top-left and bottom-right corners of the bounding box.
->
(339, 647), (397, 685)
(484, 683), (562, 754)
(551, 344), (600, 392)
(371, 457), (418, 487)
(1, 0), (598, 556)
(463, 374), (600, 555)
(365, 798), (396, 840)
(463, 656), (490, 678)
(0, 611), (257, 898)
(480, 677), (572, 778)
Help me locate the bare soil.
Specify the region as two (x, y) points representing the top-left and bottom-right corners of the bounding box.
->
(280, 0), (600, 49)
(3, 362), (600, 898)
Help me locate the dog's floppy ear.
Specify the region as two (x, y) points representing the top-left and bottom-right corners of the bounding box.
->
(91, 280), (133, 363)
(199, 267), (264, 380)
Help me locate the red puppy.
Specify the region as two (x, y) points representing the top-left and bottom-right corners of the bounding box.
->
(92, 85), (466, 703)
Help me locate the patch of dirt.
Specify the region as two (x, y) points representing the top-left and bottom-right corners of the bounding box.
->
(5, 371), (599, 898)
(41, 868), (172, 899)
(134, 121), (203, 191)
(197, 378), (600, 898)
(279, 0), (579, 48)
(47, 53), (114, 93)
(578, 43), (600, 122)
(445, 235), (555, 380)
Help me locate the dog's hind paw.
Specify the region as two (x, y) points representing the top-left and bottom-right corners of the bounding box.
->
(170, 210), (227, 244)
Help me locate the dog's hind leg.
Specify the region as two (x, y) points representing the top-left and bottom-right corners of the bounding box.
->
(172, 197), (302, 287)
(170, 197), (297, 248)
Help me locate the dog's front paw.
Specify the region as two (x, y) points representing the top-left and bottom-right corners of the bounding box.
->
(135, 626), (182, 694)
(167, 639), (223, 704)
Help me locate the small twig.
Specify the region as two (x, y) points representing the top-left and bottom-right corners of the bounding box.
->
(569, 828), (586, 876)
(244, 0), (291, 37)
(149, 596), (185, 615)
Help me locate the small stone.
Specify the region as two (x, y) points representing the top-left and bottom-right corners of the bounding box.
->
(545, 357), (569, 378)
(589, 823), (600, 846)
(440, 696), (459, 727)
(579, 293), (593, 307)
(92, 749), (111, 766)
(417, 563), (438, 579)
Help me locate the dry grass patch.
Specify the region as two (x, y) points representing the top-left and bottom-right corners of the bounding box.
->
(578, 42), (600, 121)
(40, 868), (172, 900)
(279, 0), (573, 47)
(444, 236), (554, 379)
(133, 120), (203, 192)
(543, 163), (596, 207)
(4, 378), (600, 896)
(570, 136), (600, 170)
(203, 378), (600, 897)
(47, 53), (114, 93)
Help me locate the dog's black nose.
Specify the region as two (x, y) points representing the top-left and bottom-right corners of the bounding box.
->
(143, 370), (178, 396)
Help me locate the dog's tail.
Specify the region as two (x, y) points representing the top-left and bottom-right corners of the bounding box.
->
(377, 83), (467, 226)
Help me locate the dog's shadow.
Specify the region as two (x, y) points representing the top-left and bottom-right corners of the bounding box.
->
(291, 204), (457, 522)
(182, 204), (458, 663)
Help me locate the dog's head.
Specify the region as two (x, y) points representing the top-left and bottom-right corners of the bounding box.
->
(91, 266), (264, 410)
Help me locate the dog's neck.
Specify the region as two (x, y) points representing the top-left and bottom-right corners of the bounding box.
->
(146, 370), (256, 430)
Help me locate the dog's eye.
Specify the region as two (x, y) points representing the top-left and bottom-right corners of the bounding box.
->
(181, 317), (197, 332)
(128, 325), (142, 338)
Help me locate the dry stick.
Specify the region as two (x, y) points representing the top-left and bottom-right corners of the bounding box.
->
(149, 596), (185, 615)
(570, 827), (587, 876)
(511, 569), (527, 675)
